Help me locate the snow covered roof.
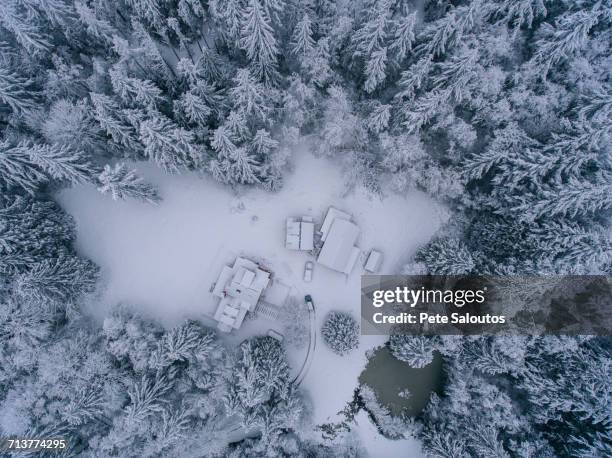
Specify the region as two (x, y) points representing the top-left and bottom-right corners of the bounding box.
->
(317, 218), (360, 274)
(285, 217), (314, 250)
(320, 207), (352, 242)
(211, 257), (270, 332)
(299, 221), (314, 250)
(364, 250), (383, 273)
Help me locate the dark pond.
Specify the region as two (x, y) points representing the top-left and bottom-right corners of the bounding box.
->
(358, 345), (444, 417)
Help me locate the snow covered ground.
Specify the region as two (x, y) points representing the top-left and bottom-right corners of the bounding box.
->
(353, 411), (423, 457)
(57, 149), (446, 455)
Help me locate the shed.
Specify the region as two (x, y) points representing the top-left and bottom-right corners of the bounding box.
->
(364, 250), (383, 273)
(285, 217), (315, 251)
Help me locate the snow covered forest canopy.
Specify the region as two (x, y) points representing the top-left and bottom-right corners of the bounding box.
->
(0, 0), (610, 456)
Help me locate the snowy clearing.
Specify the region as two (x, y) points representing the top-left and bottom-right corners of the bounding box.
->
(57, 150), (446, 451)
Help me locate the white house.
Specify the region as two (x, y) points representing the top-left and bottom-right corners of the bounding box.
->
(285, 216), (314, 251)
(211, 257), (270, 332)
(317, 207), (360, 275)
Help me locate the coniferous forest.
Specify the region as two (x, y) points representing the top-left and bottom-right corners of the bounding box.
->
(0, 0), (610, 456)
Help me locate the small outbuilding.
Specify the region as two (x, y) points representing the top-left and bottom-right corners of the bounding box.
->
(286, 216), (314, 251)
(364, 249), (383, 273)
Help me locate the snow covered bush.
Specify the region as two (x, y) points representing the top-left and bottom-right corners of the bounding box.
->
(321, 311), (359, 356)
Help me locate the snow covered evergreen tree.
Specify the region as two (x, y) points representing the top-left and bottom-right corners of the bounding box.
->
(239, 0), (279, 82)
(139, 114), (203, 172)
(291, 13), (315, 57)
(390, 335), (438, 369)
(416, 238), (476, 275)
(97, 163), (161, 203)
(321, 311), (359, 356)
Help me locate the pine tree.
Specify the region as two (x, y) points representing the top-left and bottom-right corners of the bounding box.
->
(110, 68), (163, 109)
(316, 85), (364, 156)
(431, 48), (479, 102)
(534, 6), (604, 72)
(90, 92), (141, 150)
(300, 36), (332, 87)
(416, 238), (475, 274)
(125, 0), (165, 31)
(0, 66), (38, 113)
(0, 1), (51, 52)
(422, 429), (468, 457)
(367, 103), (391, 134)
(125, 374), (173, 423)
(400, 90), (450, 133)
(260, 0), (285, 24)
(1, 140), (94, 190)
(175, 89), (212, 126)
(139, 114), (203, 172)
(225, 110), (250, 141)
(74, 1), (116, 45)
(577, 86), (612, 124)
(229, 146), (262, 184)
(464, 122), (540, 181)
(353, 0), (391, 56)
(512, 178), (612, 222)
(239, 0), (279, 82)
(62, 387), (105, 427)
(527, 221), (610, 272)
(145, 407), (190, 454)
(151, 321), (216, 369)
(210, 0), (242, 42)
(103, 307), (163, 372)
(0, 293), (55, 352)
(486, 0), (548, 30)
(535, 122), (607, 183)
(42, 99), (100, 153)
(13, 255), (98, 307)
(97, 163), (161, 204)
(364, 47), (387, 93)
(0, 195), (74, 274)
(25, 143), (95, 184)
(389, 10), (417, 63)
(414, 3), (481, 58)
(26, 0), (75, 28)
(395, 56), (432, 102)
(250, 129), (278, 157)
(0, 140), (47, 194)
(291, 13), (315, 56)
(132, 20), (177, 83)
(390, 335), (438, 368)
(229, 68), (270, 122)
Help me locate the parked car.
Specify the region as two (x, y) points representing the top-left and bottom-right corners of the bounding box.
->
(305, 295), (314, 311)
(303, 261), (314, 282)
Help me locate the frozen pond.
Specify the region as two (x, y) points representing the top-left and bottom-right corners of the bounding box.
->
(359, 346), (444, 417)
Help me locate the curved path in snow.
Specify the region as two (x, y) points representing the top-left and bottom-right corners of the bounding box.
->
(292, 297), (316, 386)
